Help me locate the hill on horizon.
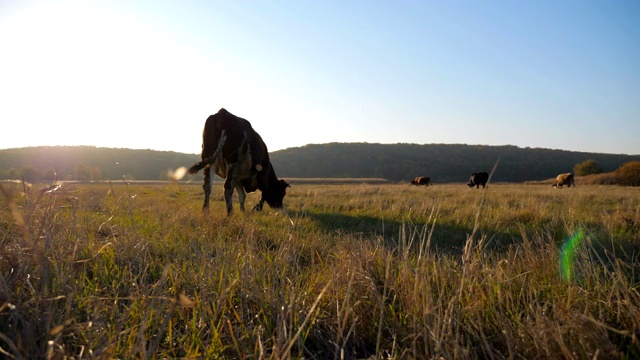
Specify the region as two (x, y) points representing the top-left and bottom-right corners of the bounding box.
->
(0, 146), (199, 182)
(0, 144), (638, 183)
(270, 143), (639, 182)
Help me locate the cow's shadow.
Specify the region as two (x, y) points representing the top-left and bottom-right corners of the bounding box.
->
(290, 210), (519, 257)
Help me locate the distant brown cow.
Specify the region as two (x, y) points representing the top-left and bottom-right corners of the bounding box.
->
(553, 173), (575, 188)
(411, 176), (431, 186)
(189, 108), (290, 215)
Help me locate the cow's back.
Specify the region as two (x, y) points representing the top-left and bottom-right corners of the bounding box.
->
(202, 109), (250, 158)
(202, 108), (272, 189)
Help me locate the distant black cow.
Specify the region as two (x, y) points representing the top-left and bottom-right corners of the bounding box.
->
(553, 173), (575, 188)
(467, 172), (489, 189)
(189, 108), (290, 215)
(411, 176), (431, 186)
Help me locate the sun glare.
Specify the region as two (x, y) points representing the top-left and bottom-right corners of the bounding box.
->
(0, 1), (222, 152)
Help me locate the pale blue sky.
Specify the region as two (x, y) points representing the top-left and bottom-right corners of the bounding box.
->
(1, 0), (638, 155)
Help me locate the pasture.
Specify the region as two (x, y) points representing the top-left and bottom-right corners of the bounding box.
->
(1, 181), (639, 359)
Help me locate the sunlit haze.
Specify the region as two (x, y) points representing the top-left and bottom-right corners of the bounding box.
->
(1, 0), (639, 155)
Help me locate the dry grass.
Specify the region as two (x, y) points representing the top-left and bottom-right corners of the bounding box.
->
(1, 181), (639, 359)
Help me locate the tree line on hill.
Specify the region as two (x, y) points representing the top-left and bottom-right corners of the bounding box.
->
(0, 144), (639, 185)
(270, 143), (640, 184)
(0, 146), (199, 182)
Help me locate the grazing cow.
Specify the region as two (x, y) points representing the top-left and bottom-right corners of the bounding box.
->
(467, 171), (489, 189)
(188, 108), (290, 215)
(410, 176), (431, 186)
(553, 173), (575, 188)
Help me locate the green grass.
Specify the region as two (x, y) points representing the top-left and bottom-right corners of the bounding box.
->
(1, 181), (639, 359)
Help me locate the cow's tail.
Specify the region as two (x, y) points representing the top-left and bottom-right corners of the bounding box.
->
(188, 162), (207, 174)
(188, 130), (227, 174)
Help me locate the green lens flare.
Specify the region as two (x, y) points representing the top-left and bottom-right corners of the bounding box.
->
(560, 229), (585, 282)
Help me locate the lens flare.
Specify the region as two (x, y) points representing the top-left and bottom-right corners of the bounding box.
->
(167, 166), (188, 181)
(559, 229), (585, 282)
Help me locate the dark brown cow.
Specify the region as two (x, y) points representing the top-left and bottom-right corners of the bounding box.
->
(467, 171), (489, 189)
(188, 108), (289, 215)
(410, 176), (431, 186)
(553, 173), (575, 188)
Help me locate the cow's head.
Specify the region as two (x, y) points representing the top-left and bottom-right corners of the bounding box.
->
(262, 179), (290, 208)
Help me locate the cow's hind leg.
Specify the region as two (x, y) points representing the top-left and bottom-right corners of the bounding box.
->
(203, 167), (212, 210)
(223, 178), (236, 215)
(235, 184), (247, 212)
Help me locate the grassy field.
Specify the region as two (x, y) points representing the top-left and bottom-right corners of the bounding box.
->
(1, 180), (639, 359)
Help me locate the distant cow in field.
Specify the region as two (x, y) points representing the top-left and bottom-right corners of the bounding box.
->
(553, 173), (575, 188)
(188, 108), (290, 215)
(411, 176), (431, 186)
(467, 172), (489, 189)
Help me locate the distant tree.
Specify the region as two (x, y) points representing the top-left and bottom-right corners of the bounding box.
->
(74, 163), (90, 181)
(41, 168), (57, 182)
(8, 167), (20, 180)
(90, 167), (103, 181)
(573, 159), (603, 176)
(22, 165), (40, 183)
(617, 161), (640, 186)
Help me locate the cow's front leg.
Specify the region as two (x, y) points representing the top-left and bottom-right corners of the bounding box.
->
(224, 177), (235, 215)
(252, 200), (264, 211)
(202, 167), (212, 210)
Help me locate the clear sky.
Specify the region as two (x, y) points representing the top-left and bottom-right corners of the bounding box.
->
(1, 0), (639, 155)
